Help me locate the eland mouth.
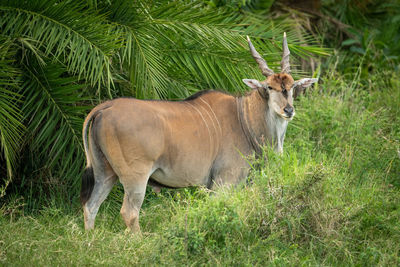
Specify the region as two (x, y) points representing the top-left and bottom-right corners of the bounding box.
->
(280, 112), (295, 120)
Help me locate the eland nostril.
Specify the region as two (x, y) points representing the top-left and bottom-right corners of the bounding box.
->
(284, 106), (293, 115)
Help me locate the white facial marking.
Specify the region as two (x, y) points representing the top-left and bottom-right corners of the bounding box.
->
(266, 106), (288, 153)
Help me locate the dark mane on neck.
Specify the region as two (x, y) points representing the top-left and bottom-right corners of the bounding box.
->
(184, 89), (242, 101)
(184, 90), (215, 101)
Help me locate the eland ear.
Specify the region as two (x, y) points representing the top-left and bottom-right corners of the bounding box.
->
(242, 79), (262, 89)
(292, 78), (318, 98)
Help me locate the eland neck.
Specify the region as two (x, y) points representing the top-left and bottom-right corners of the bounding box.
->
(239, 90), (288, 154)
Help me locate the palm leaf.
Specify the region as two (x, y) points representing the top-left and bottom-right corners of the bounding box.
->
(0, 0), (121, 93)
(21, 59), (90, 188)
(0, 37), (24, 196)
(104, 0), (329, 99)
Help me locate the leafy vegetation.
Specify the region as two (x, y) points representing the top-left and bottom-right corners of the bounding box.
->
(0, 0), (399, 265)
(0, 0), (327, 198)
(1, 65), (399, 264)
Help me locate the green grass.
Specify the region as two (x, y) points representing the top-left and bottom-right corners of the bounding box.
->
(0, 63), (399, 265)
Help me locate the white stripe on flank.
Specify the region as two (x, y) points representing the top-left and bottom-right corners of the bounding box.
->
(198, 98), (218, 140)
(185, 102), (213, 147)
(199, 97), (222, 138)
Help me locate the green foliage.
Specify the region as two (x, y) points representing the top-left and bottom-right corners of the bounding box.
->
(0, 0), (120, 88)
(1, 66), (399, 264)
(0, 37), (24, 194)
(1, 0), (399, 265)
(17, 61), (91, 210)
(323, 0), (400, 72)
(2, 60), (398, 265)
(206, 0), (275, 11)
(0, 0), (327, 200)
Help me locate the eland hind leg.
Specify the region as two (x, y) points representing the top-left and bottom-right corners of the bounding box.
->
(118, 162), (153, 233)
(83, 158), (117, 230)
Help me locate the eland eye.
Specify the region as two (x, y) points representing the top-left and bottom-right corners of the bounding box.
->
(282, 89), (288, 97)
(267, 86), (273, 90)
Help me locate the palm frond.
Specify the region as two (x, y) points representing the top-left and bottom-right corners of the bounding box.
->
(0, 37), (24, 186)
(100, 0), (329, 99)
(21, 59), (90, 184)
(0, 0), (121, 92)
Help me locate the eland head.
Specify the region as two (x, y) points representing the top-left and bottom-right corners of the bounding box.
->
(243, 33), (318, 121)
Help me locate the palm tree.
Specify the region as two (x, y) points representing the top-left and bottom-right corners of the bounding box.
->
(0, 0), (327, 204)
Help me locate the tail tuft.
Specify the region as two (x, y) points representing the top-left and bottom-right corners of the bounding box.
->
(80, 167), (94, 206)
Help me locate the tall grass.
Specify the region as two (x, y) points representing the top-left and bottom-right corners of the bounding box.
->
(0, 58), (399, 265)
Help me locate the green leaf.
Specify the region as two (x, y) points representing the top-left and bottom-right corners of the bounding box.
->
(0, 0), (122, 91)
(21, 59), (91, 185)
(0, 37), (24, 191)
(342, 39), (359, 47)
